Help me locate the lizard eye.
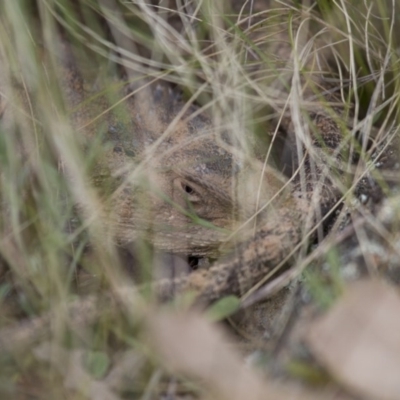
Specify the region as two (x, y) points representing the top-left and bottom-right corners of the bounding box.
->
(174, 178), (201, 203)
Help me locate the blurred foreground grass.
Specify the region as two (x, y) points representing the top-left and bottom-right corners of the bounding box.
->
(0, 0), (399, 399)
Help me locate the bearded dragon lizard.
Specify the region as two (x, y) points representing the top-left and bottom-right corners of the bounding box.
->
(0, 19), (375, 352)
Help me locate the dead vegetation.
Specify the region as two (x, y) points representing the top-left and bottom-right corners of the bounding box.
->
(1, 0), (400, 399)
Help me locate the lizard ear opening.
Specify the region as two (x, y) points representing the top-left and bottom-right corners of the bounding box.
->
(183, 184), (195, 195)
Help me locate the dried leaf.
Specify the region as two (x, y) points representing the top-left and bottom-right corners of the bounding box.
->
(145, 309), (340, 400)
(306, 279), (400, 400)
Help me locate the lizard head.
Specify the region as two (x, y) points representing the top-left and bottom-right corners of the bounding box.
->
(104, 82), (290, 256)
(46, 34), (292, 257)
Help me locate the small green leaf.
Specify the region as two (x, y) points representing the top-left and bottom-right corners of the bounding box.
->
(0, 283), (11, 301)
(84, 351), (110, 379)
(206, 296), (240, 322)
(286, 360), (330, 384)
